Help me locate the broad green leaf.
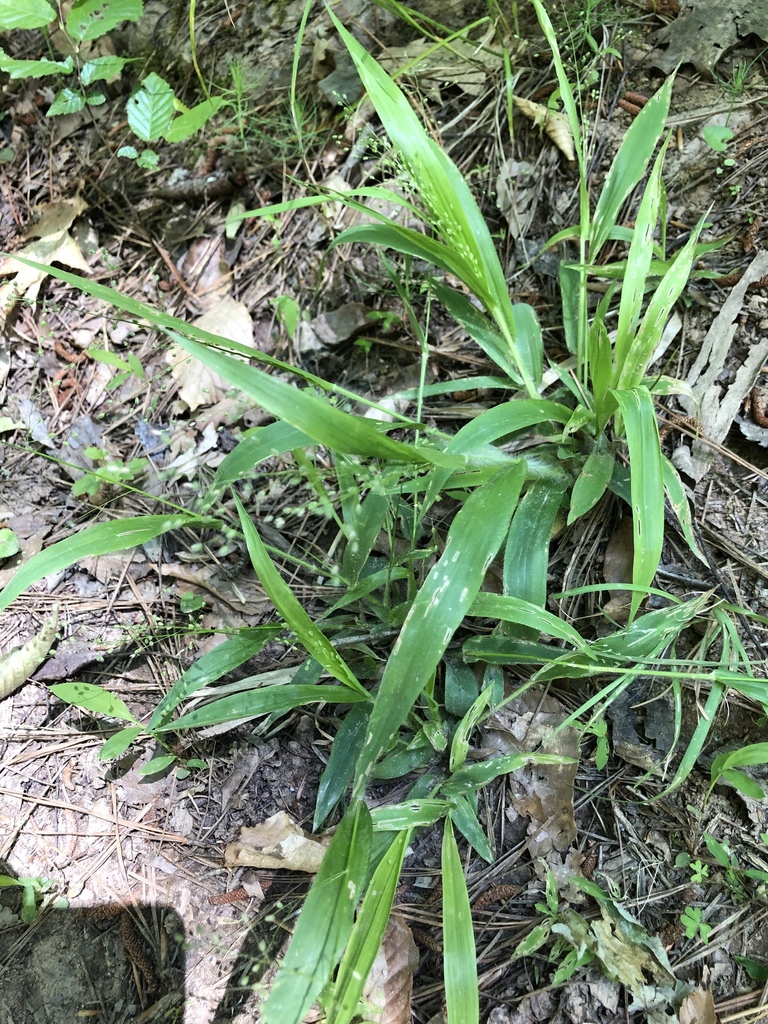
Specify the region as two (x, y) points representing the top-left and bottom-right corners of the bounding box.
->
(568, 451), (615, 524)
(590, 76), (674, 258)
(325, 829), (411, 1024)
(513, 922), (551, 957)
(443, 819), (479, 1024)
(369, 799), (449, 831)
(171, 333), (454, 468)
(612, 387), (663, 621)
(235, 496), (365, 693)
(658, 680), (725, 797)
(341, 488), (390, 585)
(126, 72), (175, 142)
(66, 0), (143, 42)
(203, 421), (313, 510)
(0, 52), (73, 78)
(98, 726), (143, 759)
(164, 97), (224, 143)
(720, 768), (765, 800)
(444, 653), (480, 718)
(0, 514), (216, 612)
(450, 686), (494, 773)
(0, 0), (55, 29)
(80, 55), (130, 85)
(446, 752), (571, 793)
(711, 743), (768, 798)
(0, 528), (19, 558)
(352, 463), (527, 796)
(433, 281), (526, 381)
(50, 682), (138, 723)
(157, 683), (369, 732)
(263, 802), (371, 1024)
(138, 754), (176, 776)
(147, 627), (279, 731)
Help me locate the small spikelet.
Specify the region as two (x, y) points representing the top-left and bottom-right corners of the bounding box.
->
(0, 606), (59, 700)
(513, 95), (575, 162)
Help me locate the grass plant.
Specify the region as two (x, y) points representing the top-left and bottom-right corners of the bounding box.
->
(2, 1), (768, 1020)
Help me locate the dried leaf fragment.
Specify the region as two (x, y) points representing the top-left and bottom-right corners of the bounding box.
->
(362, 914), (419, 1024)
(513, 95), (575, 161)
(224, 811), (330, 873)
(0, 606), (59, 700)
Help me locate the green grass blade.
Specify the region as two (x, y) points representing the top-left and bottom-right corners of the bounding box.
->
(467, 592), (589, 650)
(442, 818), (479, 1024)
(352, 463), (527, 797)
(662, 456), (706, 563)
(612, 387), (664, 621)
(503, 479), (568, 625)
(314, 703), (370, 830)
(234, 495), (366, 693)
(202, 422), (314, 511)
(614, 218), (705, 390)
(155, 683), (369, 732)
(450, 793), (493, 862)
(567, 451), (615, 525)
(325, 828), (411, 1024)
(263, 802), (372, 1024)
(613, 141), (667, 374)
(148, 627), (280, 731)
(328, 9), (541, 394)
(172, 334), (447, 467)
(0, 514), (216, 612)
(590, 77), (674, 258)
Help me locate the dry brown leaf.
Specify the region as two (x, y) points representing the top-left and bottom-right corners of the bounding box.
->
(602, 517), (634, 623)
(0, 226), (90, 321)
(0, 606), (59, 700)
(178, 236), (231, 311)
(224, 812), (330, 872)
(362, 914), (419, 1024)
(167, 297), (254, 410)
(484, 689), (578, 860)
(679, 987), (717, 1024)
(513, 95), (575, 161)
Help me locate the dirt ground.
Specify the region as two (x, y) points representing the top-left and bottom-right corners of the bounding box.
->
(3, 1), (768, 1022)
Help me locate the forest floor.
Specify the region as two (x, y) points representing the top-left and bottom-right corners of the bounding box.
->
(3, 1), (768, 1022)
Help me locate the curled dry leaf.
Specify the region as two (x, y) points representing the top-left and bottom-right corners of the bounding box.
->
(167, 296), (254, 411)
(224, 811), (330, 873)
(679, 986), (717, 1024)
(513, 95), (575, 161)
(0, 605), (59, 700)
(362, 914), (419, 1024)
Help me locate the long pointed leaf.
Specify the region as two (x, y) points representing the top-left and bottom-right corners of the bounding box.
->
(353, 463), (526, 796)
(613, 387), (664, 621)
(263, 802), (372, 1024)
(0, 514), (215, 612)
(443, 818), (479, 1024)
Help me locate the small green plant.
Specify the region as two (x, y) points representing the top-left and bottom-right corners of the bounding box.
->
(680, 905), (712, 943)
(0, 0), (223, 168)
(0, 873), (65, 924)
(72, 447), (149, 500)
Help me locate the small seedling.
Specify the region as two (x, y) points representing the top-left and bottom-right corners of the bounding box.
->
(681, 905), (712, 943)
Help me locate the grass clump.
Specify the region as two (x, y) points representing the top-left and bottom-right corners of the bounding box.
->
(2, 1), (768, 1021)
